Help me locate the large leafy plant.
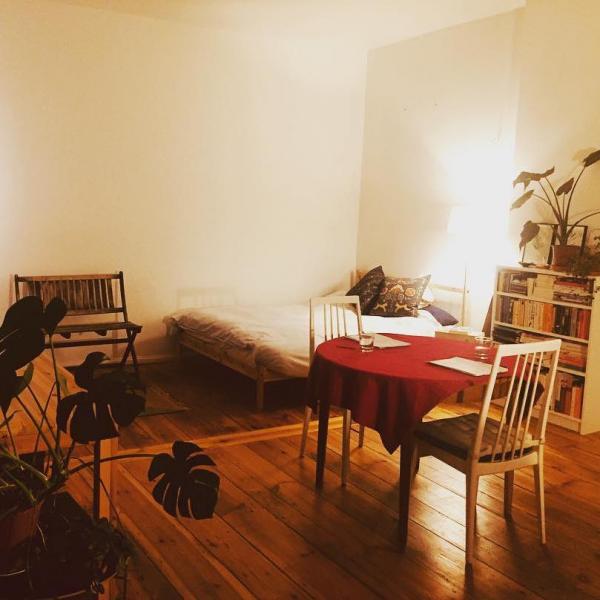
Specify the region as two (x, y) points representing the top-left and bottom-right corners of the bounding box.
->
(512, 149), (600, 249)
(0, 296), (219, 590)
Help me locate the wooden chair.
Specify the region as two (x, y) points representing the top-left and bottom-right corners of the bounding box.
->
(14, 272), (142, 378)
(300, 296), (366, 486)
(410, 339), (561, 566)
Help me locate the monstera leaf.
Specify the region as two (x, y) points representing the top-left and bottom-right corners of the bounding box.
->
(148, 441), (219, 519)
(0, 296), (66, 413)
(57, 353), (145, 443)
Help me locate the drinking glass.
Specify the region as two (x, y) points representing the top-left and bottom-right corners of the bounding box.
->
(474, 336), (494, 361)
(359, 333), (375, 352)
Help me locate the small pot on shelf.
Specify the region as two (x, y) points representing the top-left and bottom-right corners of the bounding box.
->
(551, 244), (580, 269)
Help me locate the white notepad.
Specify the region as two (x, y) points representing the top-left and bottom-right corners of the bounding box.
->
(429, 357), (507, 377)
(346, 333), (410, 349)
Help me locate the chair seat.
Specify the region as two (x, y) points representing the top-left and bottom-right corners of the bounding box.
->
(54, 321), (142, 336)
(415, 413), (536, 462)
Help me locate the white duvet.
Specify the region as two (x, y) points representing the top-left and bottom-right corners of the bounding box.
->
(167, 304), (442, 378)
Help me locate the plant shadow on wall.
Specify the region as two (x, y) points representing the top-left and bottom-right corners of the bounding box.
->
(512, 149), (600, 269)
(0, 297), (219, 598)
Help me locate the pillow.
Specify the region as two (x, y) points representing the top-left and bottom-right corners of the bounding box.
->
(346, 266), (385, 313)
(422, 304), (459, 326)
(420, 285), (435, 308)
(369, 274), (431, 317)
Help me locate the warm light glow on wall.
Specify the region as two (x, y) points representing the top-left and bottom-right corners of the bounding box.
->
(429, 140), (517, 327)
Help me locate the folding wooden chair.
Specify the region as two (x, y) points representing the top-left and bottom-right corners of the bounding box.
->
(14, 272), (142, 378)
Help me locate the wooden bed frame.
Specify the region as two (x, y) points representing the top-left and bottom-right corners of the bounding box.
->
(175, 271), (467, 412)
(177, 331), (292, 411)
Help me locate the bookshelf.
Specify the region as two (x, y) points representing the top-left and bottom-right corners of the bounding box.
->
(492, 265), (600, 434)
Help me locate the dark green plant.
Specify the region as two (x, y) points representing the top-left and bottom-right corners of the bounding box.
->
(512, 149), (600, 248)
(0, 296), (219, 592)
(566, 236), (600, 277)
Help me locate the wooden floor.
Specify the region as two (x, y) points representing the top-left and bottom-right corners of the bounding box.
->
(69, 355), (600, 599)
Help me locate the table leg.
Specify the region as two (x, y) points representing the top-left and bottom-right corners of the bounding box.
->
(398, 434), (417, 549)
(315, 398), (330, 489)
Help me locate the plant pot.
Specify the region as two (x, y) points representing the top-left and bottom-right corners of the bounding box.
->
(0, 503), (42, 565)
(551, 244), (580, 269)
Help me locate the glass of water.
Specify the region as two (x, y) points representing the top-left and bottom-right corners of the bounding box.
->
(359, 333), (375, 352)
(474, 336), (494, 361)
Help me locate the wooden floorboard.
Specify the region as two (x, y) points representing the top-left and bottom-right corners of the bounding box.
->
(72, 359), (600, 599)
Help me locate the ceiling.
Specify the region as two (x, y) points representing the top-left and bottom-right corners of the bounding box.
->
(48, 0), (525, 49)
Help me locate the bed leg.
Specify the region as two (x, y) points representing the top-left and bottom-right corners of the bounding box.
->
(256, 370), (265, 412)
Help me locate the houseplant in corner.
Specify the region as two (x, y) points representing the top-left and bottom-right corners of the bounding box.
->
(512, 149), (600, 268)
(0, 296), (220, 597)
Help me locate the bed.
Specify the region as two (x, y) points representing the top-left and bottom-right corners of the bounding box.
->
(167, 278), (464, 410)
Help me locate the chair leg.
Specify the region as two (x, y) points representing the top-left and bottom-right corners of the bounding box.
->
(299, 405), (312, 458)
(341, 409), (351, 486)
(465, 473), (479, 566)
(504, 470), (514, 519)
(534, 449), (546, 544)
(358, 424), (365, 448)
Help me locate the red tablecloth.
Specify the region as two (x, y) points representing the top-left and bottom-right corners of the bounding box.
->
(306, 334), (513, 453)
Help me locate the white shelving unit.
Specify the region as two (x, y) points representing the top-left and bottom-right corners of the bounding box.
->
(492, 265), (600, 434)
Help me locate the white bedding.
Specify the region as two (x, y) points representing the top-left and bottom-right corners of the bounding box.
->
(167, 304), (442, 378)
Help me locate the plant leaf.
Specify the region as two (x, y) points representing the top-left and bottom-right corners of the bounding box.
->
(74, 352), (108, 390)
(512, 167), (554, 189)
(14, 363), (34, 397)
(43, 297), (67, 335)
(583, 149), (600, 167)
(511, 189), (534, 210)
(556, 177), (574, 196)
(519, 220), (540, 250)
(148, 442), (219, 520)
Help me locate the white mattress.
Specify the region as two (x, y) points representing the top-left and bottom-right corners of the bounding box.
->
(167, 304), (442, 379)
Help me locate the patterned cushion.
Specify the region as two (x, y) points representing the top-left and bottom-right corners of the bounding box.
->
(346, 266), (385, 313)
(369, 275), (431, 317)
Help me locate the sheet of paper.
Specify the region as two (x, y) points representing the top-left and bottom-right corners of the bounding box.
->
(345, 333), (411, 349)
(429, 356), (507, 377)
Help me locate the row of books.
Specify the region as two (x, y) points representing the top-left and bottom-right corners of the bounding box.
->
(496, 297), (591, 339)
(499, 272), (594, 306)
(492, 326), (588, 372)
(552, 372), (584, 419)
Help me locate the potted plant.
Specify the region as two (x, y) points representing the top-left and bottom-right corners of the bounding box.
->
(0, 296), (219, 597)
(566, 235), (600, 277)
(512, 149), (600, 268)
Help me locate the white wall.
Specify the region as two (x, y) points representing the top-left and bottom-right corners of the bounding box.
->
(0, 0), (367, 358)
(510, 0), (600, 244)
(0, 0), (527, 357)
(357, 0), (600, 331)
(357, 12), (520, 328)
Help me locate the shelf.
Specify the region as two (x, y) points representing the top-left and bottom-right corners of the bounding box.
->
(493, 321), (589, 344)
(557, 366), (586, 377)
(498, 264), (600, 279)
(495, 291), (593, 310)
(549, 409), (581, 422)
(548, 410), (581, 432)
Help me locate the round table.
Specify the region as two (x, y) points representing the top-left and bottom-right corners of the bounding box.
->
(305, 334), (513, 547)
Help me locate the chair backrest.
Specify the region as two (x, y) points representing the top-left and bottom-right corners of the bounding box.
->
(472, 339), (561, 463)
(14, 272), (129, 320)
(309, 296), (363, 360)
